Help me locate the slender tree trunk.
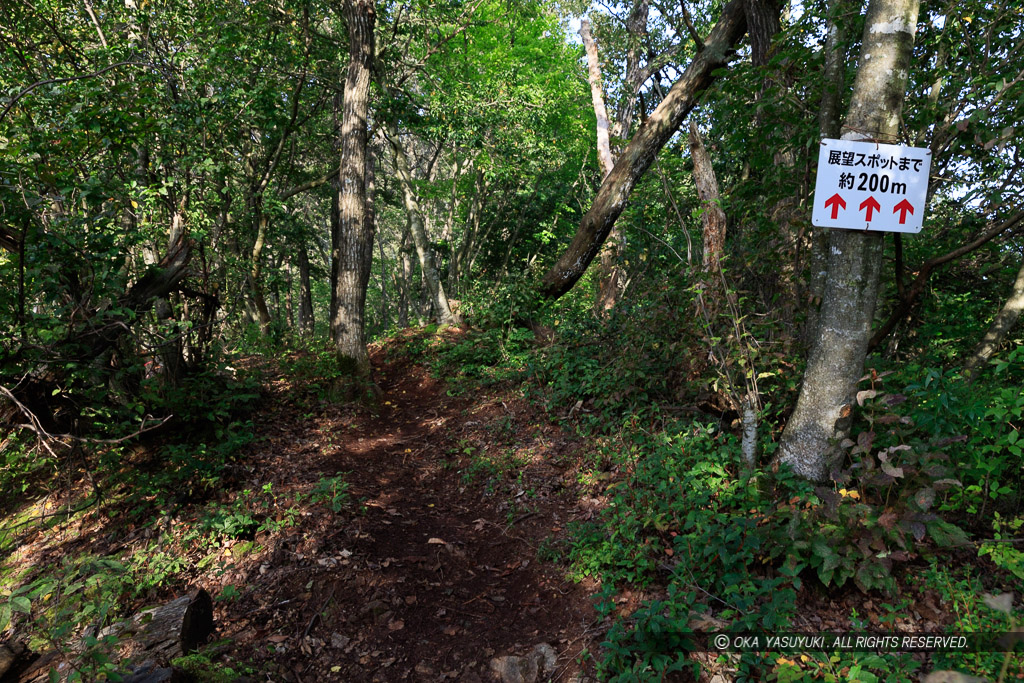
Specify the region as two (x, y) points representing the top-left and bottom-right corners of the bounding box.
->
(580, 16), (631, 314)
(537, 0), (747, 301)
(377, 229), (388, 331)
(387, 125), (458, 326)
(297, 244), (314, 337)
(964, 259), (1024, 377)
(452, 170), (485, 294)
(805, 0), (849, 345)
(329, 176), (340, 339)
(580, 19), (615, 179)
(332, 0), (376, 379)
(688, 122), (726, 278)
(775, 0), (921, 482)
(398, 229), (413, 327)
(248, 212), (273, 334)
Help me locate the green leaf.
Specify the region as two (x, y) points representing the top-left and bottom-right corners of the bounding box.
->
(926, 520), (970, 547)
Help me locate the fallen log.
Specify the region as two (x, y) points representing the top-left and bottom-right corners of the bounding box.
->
(99, 589), (214, 663)
(14, 590), (213, 682)
(0, 640), (26, 677)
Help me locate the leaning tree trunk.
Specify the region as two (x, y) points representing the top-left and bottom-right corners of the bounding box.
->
(331, 0), (376, 379)
(775, 0), (921, 482)
(386, 125), (458, 326)
(537, 0), (747, 301)
(964, 258), (1024, 377)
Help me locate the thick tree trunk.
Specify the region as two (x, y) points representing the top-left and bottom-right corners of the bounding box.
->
(331, 0), (376, 379)
(16, 591), (213, 683)
(537, 0), (747, 301)
(775, 0), (920, 482)
(964, 258), (1024, 377)
(387, 125), (458, 326)
(329, 176), (340, 339)
(744, 0), (782, 68)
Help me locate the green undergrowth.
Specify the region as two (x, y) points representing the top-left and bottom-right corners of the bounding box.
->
(0, 358), (289, 679)
(415, 292), (1024, 681)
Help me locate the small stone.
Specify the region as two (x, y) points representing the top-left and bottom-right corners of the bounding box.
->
(530, 644), (557, 673)
(922, 673), (988, 683)
(490, 655), (539, 683)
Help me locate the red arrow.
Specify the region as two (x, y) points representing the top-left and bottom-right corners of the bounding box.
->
(893, 199), (914, 224)
(824, 193), (846, 219)
(859, 196), (881, 222)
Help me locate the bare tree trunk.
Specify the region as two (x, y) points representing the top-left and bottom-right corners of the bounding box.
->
(297, 244), (314, 337)
(580, 14), (638, 314)
(329, 175), (340, 339)
(805, 0), (849, 345)
(688, 122), (726, 278)
(451, 169), (485, 295)
(580, 18), (615, 179)
(775, 0), (921, 482)
(386, 125), (458, 326)
(398, 229), (413, 327)
(744, 0), (782, 68)
(331, 0), (376, 379)
(537, 0), (747, 301)
(245, 208), (275, 336)
(964, 259), (1024, 377)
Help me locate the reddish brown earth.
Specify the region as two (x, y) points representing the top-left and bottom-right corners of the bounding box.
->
(214, 333), (603, 681)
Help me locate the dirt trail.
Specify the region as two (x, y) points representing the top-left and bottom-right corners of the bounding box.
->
(222, 336), (600, 682)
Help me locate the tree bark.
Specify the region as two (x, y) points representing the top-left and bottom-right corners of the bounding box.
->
(964, 258), (1024, 377)
(451, 169), (485, 294)
(297, 243), (314, 337)
(805, 0), (849, 345)
(580, 16), (626, 314)
(537, 0), (747, 301)
(580, 7), (652, 314)
(688, 122), (726, 278)
(386, 124), (458, 326)
(775, 0), (921, 482)
(579, 18), (614, 179)
(332, 0), (376, 379)
(744, 0), (782, 68)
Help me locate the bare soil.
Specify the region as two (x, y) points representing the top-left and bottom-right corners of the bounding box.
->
(214, 332), (602, 681)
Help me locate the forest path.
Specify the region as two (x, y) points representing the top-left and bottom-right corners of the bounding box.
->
(223, 332), (600, 682)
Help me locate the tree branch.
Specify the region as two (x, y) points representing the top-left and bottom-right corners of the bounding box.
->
(868, 208), (1024, 350)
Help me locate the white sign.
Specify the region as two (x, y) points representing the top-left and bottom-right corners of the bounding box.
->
(811, 138), (931, 233)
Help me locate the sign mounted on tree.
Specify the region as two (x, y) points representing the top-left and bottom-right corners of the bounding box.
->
(811, 138), (931, 233)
